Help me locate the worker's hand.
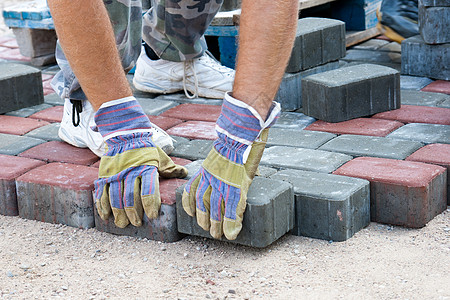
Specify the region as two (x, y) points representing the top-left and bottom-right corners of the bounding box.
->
(182, 93), (280, 240)
(93, 97), (187, 228)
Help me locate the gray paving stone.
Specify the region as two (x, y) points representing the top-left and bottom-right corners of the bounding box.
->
(30, 53), (56, 67)
(318, 134), (424, 159)
(342, 49), (402, 64)
(286, 18), (346, 73)
(421, 0), (450, 6)
(184, 160), (204, 180)
(44, 93), (64, 106)
(0, 133), (45, 155)
(170, 139), (214, 160)
(176, 176), (294, 248)
(261, 146), (352, 173)
(12, 28), (57, 58)
(5, 103), (52, 117)
(352, 39), (389, 50)
(401, 35), (450, 80)
(155, 93), (223, 106)
(257, 166), (278, 178)
(172, 136), (189, 145)
(419, 1), (450, 44)
(24, 123), (62, 141)
(437, 98), (450, 108)
(401, 90), (450, 106)
(387, 123), (450, 144)
(136, 97), (179, 116)
(302, 64), (400, 122)
(41, 64), (60, 75)
(271, 169), (370, 242)
(379, 42), (402, 53)
(267, 128), (336, 149)
(272, 112), (316, 130)
(400, 75), (434, 90)
(0, 63), (44, 114)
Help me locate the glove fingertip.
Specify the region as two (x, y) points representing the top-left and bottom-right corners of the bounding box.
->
(182, 190), (195, 216)
(223, 218), (242, 241)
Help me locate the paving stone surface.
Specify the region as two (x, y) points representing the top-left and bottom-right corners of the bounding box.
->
(421, 80), (450, 95)
(16, 163), (99, 228)
(0, 154), (45, 216)
(0, 47), (30, 62)
(5, 103), (52, 117)
(271, 112), (316, 130)
(401, 90), (450, 106)
(261, 146), (352, 173)
(149, 115), (184, 131)
(419, 2), (450, 44)
(305, 118), (404, 137)
(28, 105), (63, 123)
(161, 103), (221, 122)
(318, 134), (424, 159)
(267, 128), (335, 149)
(352, 39), (389, 50)
(333, 157), (447, 228)
(342, 49), (402, 65)
(421, 0), (450, 6)
(24, 122), (62, 141)
(0, 133), (45, 155)
(167, 121), (217, 140)
(169, 157), (193, 167)
(0, 115), (50, 135)
(176, 176), (294, 248)
(387, 123), (450, 144)
(438, 97), (450, 108)
(155, 93), (223, 106)
(400, 75), (434, 90)
(170, 140), (214, 161)
(43, 93), (64, 106)
(136, 97), (178, 116)
(372, 105), (450, 125)
(271, 169), (370, 242)
(302, 64), (400, 122)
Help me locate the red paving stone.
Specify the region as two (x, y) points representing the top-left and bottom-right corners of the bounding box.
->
(421, 80), (450, 95)
(90, 160), (101, 168)
(29, 105), (63, 123)
(0, 36), (18, 48)
(169, 157), (192, 166)
(372, 105), (450, 125)
(0, 115), (50, 135)
(42, 78), (53, 90)
(305, 118), (404, 137)
(19, 141), (99, 166)
(161, 103), (221, 122)
(149, 115), (184, 130)
(159, 178), (187, 205)
(0, 47), (30, 62)
(43, 89), (55, 96)
(166, 121), (217, 140)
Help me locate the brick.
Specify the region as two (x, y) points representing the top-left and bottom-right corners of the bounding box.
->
(0, 133), (45, 155)
(24, 123), (62, 141)
(0, 47), (31, 61)
(0, 115), (50, 135)
(136, 97), (178, 116)
(319, 134), (424, 159)
(176, 176), (294, 248)
(306, 118), (404, 137)
(372, 105), (450, 125)
(16, 163), (98, 228)
(154, 93), (223, 106)
(166, 121), (217, 140)
(90, 160), (100, 168)
(149, 115), (183, 131)
(0, 63), (43, 114)
(406, 143), (450, 204)
(421, 0), (450, 5)
(342, 49), (402, 65)
(267, 128), (336, 149)
(419, 2), (450, 44)
(333, 157), (447, 228)
(261, 146), (352, 173)
(271, 169), (370, 241)
(44, 93), (64, 106)
(0, 154), (45, 216)
(302, 64), (400, 122)
(286, 18), (345, 73)
(19, 141), (98, 166)
(29, 105), (63, 123)
(169, 157), (193, 166)
(272, 112), (316, 130)
(161, 103), (221, 122)
(401, 90), (450, 106)
(12, 28), (57, 57)
(400, 75), (434, 90)
(94, 178), (187, 242)
(401, 35), (450, 80)
(170, 140), (214, 160)
(5, 103), (52, 117)
(387, 123), (450, 144)
(277, 61), (340, 111)
(421, 80), (450, 95)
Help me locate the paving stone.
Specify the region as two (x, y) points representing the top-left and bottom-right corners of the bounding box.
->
(342, 49), (402, 65)
(19, 141), (98, 166)
(352, 39), (389, 50)
(16, 163), (98, 228)
(271, 112), (316, 130)
(421, 0), (450, 5)
(170, 140), (214, 160)
(333, 157), (447, 228)
(401, 90), (450, 106)
(379, 42), (402, 53)
(28, 105), (63, 123)
(149, 115), (184, 131)
(267, 128), (336, 149)
(421, 80), (450, 95)
(171, 135), (189, 146)
(184, 160), (204, 179)
(0, 36), (18, 48)
(0, 133), (45, 155)
(0, 63), (43, 114)
(305, 118), (404, 137)
(261, 146), (352, 173)
(5, 103), (52, 117)
(136, 97), (178, 116)
(94, 178), (187, 242)
(406, 143), (450, 205)
(155, 93), (223, 106)
(12, 28), (57, 57)
(0, 47), (30, 62)
(400, 75), (434, 90)
(0, 154), (45, 216)
(43, 88), (54, 96)
(401, 35), (450, 80)
(43, 93), (64, 106)
(318, 134), (424, 159)
(286, 18), (345, 73)
(161, 103), (221, 122)
(90, 160), (100, 168)
(166, 121), (217, 140)
(24, 122), (62, 141)
(176, 176), (294, 248)
(419, 1), (450, 44)
(387, 123), (450, 144)
(372, 105), (450, 125)
(302, 64), (400, 122)
(0, 115), (50, 135)
(271, 169), (370, 242)
(438, 97), (450, 108)
(169, 157), (193, 166)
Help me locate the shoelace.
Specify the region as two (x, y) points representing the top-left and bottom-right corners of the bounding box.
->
(70, 99), (83, 127)
(183, 60), (199, 99)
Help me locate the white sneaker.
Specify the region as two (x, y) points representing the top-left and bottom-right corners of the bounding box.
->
(58, 99), (174, 157)
(133, 48), (235, 99)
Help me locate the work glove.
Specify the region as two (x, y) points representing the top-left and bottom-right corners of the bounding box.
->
(182, 93), (280, 240)
(93, 96), (187, 228)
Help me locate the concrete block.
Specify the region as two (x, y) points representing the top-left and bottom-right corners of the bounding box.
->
(419, 1), (450, 44)
(12, 28), (56, 58)
(28, 105), (63, 123)
(0, 154), (45, 216)
(286, 18), (345, 73)
(267, 128), (335, 149)
(342, 49), (402, 65)
(272, 112), (316, 130)
(176, 176), (294, 248)
(0, 115), (50, 135)
(319, 134), (424, 159)
(0, 63), (44, 114)
(43, 93), (64, 106)
(24, 123), (62, 141)
(30, 53), (56, 67)
(166, 121), (217, 140)
(184, 160), (204, 180)
(401, 35), (450, 80)
(170, 140), (214, 161)
(421, 80), (450, 95)
(261, 146), (352, 173)
(161, 103), (221, 122)
(379, 42), (402, 53)
(306, 118), (404, 137)
(149, 115), (183, 130)
(372, 105), (450, 125)
(334, 157), (447, 228)
(353, 39), (390, 50)
(136, 97), (178, 116)
(94, 178), (186, 242)
(387, 123), (450, 144)
(401, 90), (450, 106)
(5, 103), (52, 117)
(421, 0), (450, 6)
(271, 169), (370, 241)
(16, 163), (98, 228)
(0, 133), (45, 155)
(302, 64), (400, 122)
(400, 75), (434, 90)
